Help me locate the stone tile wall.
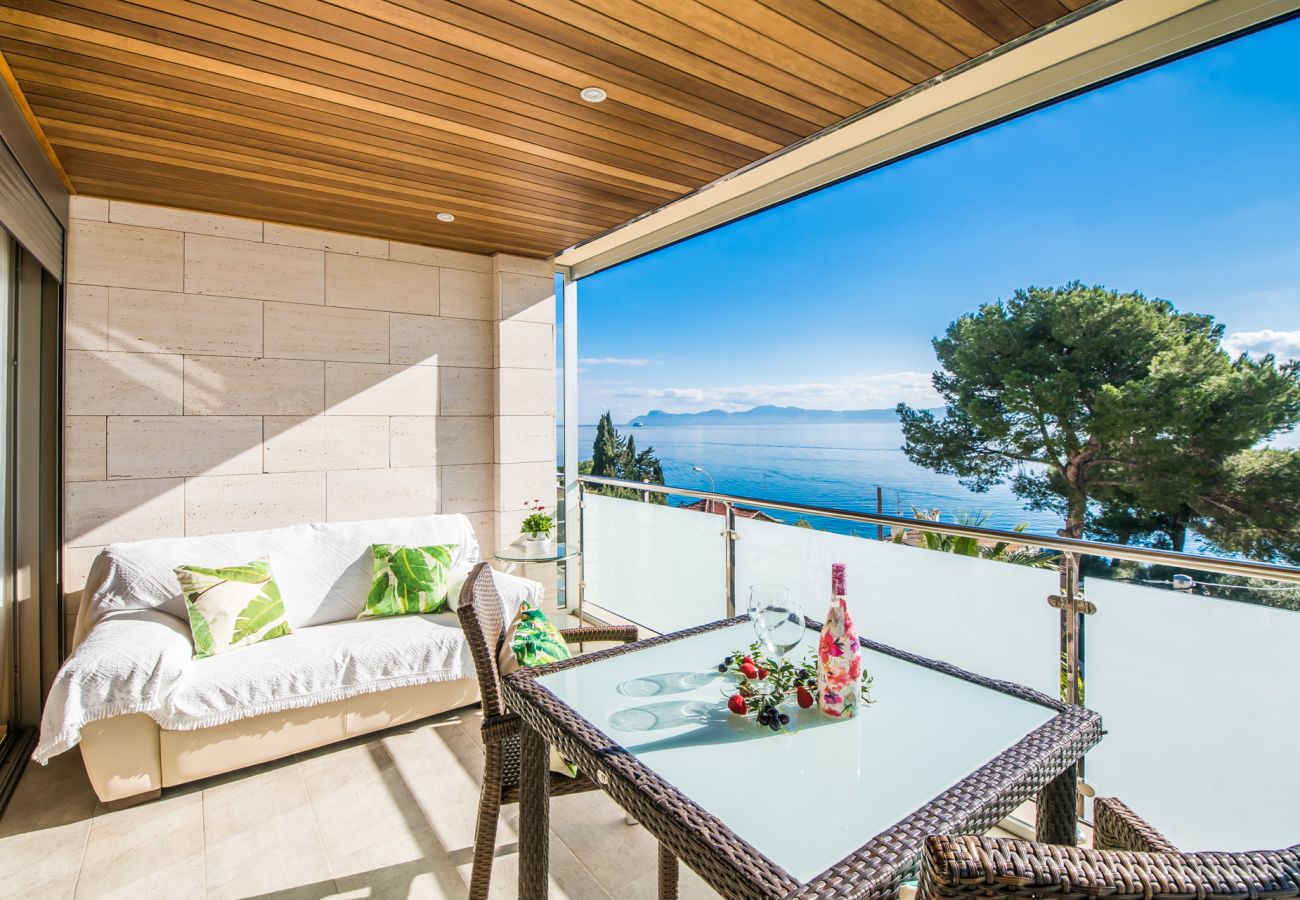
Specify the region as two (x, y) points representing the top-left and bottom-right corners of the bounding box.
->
(62, 196), (556, 606)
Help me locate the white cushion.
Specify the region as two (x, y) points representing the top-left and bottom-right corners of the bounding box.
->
(161, 613), (472, 729)
(78, 514), (482, 634)
(446, 565), (543, 623)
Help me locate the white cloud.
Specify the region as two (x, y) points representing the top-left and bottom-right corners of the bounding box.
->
(578, 357), (660, 366)
(1223, 329), (1300, 360)
(611, 371), (940, 413)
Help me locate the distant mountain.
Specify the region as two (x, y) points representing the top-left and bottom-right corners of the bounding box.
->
(626, 405), (933, 426)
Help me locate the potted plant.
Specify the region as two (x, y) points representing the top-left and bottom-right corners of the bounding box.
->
(520, 501), (553, 554)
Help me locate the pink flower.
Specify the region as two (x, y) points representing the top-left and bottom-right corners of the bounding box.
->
(820, 630), (844, 658)
(849, 657), (862, 680)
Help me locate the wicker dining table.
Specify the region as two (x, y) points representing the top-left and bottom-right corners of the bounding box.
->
(500, 616), (1102, 900)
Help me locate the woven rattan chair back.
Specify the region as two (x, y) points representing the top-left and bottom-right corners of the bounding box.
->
(457, 561), (509, 719)
(455, 563), (677, 898)
(918, 800), (1300, 900)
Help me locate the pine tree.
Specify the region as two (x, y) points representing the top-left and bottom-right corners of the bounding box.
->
(898, 282), (1300, 558)
(583, 411), (667, 503)
(590, 411), (623, 479)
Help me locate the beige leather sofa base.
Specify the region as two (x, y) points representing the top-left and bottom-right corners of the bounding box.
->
(79, 678), (479, 805)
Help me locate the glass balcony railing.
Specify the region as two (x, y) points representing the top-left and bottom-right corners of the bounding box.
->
(573, 474), (1300, 852)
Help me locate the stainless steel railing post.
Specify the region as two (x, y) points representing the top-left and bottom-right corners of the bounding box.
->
(724, 502), (737, 618)
(577, 480), (586, 626)
(1057, 546), (1084, 707)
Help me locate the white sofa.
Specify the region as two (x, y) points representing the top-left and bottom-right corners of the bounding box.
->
(36, 514), (539, 807)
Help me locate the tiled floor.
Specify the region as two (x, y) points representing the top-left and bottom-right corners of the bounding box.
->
(1, 707), (1023, 899)
(0, 707), (722, 900)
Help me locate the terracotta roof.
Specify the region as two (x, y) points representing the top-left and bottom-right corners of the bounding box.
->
(683, 499), (779, 522)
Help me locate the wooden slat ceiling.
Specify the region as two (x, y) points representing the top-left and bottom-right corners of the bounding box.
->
(0, 0), (1088, 257)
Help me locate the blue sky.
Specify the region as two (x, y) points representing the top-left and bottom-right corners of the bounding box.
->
(576, 16), (1300, 426)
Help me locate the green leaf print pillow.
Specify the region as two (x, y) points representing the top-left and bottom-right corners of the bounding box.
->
(496, 604), (572, 675)
(360, 543), (456, 619)
(174, 557), (292, 659)
(497, 604), (576, 777)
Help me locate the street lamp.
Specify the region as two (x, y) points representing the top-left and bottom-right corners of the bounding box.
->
(691, 465), (715, 493)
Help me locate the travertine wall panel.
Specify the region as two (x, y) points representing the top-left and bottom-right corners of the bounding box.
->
(63, 199), (556, 597)
(66, 285), (108, 350)
(263, 302), (389, 363)
(184, 234), (324, 304)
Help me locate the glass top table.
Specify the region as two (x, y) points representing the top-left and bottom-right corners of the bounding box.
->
(492, 542), (579, 564)
(502, 617), (1102, 899)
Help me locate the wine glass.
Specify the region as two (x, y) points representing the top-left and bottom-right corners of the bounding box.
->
(748, 584), (804, 662)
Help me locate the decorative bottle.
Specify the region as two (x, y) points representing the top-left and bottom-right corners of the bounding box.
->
(818, 563), (862, 717)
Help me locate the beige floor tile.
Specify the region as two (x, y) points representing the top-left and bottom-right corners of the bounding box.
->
(0, 750), (98, 837)
(332, 860), (452, 899)
(379, 717), (489, 849)
(501, 789), (693, 898)
(540, 793), (721, 899)
(75, 790), (205, 899)
(461, 836), (615, 900)
(299, 737), (466, 898)
(0, 752), (95, 900)
(202, 763), (336, 900)
(0, 821), (90, 900)
(454, 706), (486, 753)
(621, 863), (722, 900)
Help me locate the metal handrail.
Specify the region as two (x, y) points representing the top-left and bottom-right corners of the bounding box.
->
(577, 474), (1300, 585)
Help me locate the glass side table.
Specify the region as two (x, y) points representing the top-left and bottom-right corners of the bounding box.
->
(492, 543), (582, 628)
(492, 542), (579, 567)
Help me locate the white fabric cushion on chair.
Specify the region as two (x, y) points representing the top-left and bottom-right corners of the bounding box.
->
(75, 514), (482, 638)
(446, 564), (543, 623)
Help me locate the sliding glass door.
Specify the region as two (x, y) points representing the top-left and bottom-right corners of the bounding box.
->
(0, 231), (14, 741)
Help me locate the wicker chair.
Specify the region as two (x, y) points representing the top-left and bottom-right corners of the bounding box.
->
(456, 562), (678, 899)
(918, 797), (1299, 900)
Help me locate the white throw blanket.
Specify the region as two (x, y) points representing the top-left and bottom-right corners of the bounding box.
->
(35, 515), (540, 763)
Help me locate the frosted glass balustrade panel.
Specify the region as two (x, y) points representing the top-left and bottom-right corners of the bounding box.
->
(734, 518), (1060, 695)
(1085, 578), (1300, 851)
(583, 494), (726, 633)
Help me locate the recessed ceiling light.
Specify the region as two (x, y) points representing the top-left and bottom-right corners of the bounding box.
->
(436, 212), (455, 223)
(580, 86), (607, 103)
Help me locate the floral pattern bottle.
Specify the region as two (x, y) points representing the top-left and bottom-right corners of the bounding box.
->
(818, 563), (862, 717)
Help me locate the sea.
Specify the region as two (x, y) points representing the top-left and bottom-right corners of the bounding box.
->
(575, 422), (1063, 539)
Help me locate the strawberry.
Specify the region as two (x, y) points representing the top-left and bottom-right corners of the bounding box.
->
(727, 694), (748, 716)
(757, 667), (768, 679)
(739, 662), (759, 680)
(796, 686), (815, 709)
(741, 656), (755, 666)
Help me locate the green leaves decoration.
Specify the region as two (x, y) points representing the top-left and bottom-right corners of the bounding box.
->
(360, 543), (456, 619)
(174, 557), (292, 659)
(230, 579), (286, 645)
